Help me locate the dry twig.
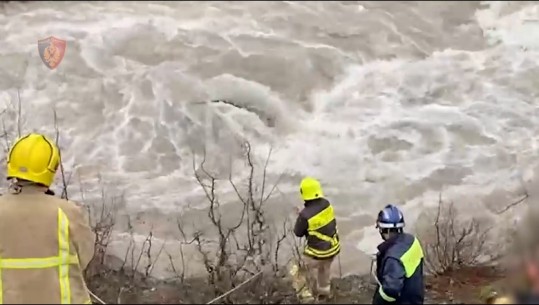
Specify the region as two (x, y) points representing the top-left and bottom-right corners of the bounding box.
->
(206, 271), (263, 304)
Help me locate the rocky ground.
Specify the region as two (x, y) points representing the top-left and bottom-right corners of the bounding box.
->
(86, 265), (505, 304)
(426, 266), (505, 304)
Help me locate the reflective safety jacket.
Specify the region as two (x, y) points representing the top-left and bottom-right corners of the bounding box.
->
(0, 185), (95, 304)
(373, 233), (425, 304)
(294, 198), (340, 259)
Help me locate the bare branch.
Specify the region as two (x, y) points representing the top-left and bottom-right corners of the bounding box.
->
(16, 88), (21, 138)
(496, 193), (529, 214)
(259, 146), (273, 205)
(53, 109), (69, 200)
(206, 271), (263, 304)
(418, 193), (498, 275)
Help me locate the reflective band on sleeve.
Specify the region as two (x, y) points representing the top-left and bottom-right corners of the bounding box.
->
(378, 286), (396, 302)
(58, 208), (72, 304)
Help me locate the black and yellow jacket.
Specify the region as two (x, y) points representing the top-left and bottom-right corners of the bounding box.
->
(294, 198), (340, 259)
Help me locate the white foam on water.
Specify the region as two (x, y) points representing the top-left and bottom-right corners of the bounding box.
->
(1, 1), (539, 277)
(476, 1), (539, 48)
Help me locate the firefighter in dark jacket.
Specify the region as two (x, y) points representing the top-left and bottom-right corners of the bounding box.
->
(372, 204), (425, 305)
(294, 177), (340, 300)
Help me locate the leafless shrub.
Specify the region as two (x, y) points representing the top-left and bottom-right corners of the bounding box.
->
(52, 113), (168, 303)
(417, 193), (496, 275)
(0, 90), (24, 167)
(83, 186), (119, 278)
(1, 100), (305, 303)
(166, 140), (304, 303)
(0, 88), (23, 141)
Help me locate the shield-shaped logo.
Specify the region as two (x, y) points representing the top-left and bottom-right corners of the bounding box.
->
(37, 36), (67, 70)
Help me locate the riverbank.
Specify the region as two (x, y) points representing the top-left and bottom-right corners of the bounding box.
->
(86, 263), (503, 304)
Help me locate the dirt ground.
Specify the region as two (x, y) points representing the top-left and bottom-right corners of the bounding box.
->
(86, 265), (505, 304)
(426, 266), (505, 304)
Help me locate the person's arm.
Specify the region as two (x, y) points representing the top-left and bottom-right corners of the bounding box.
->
(64, 202), (96, 270)
(372, 257), (405, 304)
(294, 213), (308, 238)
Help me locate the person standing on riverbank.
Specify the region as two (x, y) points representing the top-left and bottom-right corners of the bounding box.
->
(293, 177), (341, 302)
(0, 133), (95, 304)
(372, 204), (425, 305)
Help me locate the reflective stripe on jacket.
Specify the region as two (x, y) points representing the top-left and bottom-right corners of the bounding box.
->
(0, 185), (95, 304)
(294, 198), (340, 259)
(373, 233), (425, 304)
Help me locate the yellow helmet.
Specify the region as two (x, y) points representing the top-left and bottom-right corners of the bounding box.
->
(300, 177), (324, 201)
(6, 133), (60, 187)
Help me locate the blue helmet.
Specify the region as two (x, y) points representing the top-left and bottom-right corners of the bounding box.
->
(376, 204), (405, 229)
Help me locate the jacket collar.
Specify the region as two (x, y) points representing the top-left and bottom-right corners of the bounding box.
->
(9, 182), (48, 194)
(377, 233), (402, 254)
(304, 197), (324, 207)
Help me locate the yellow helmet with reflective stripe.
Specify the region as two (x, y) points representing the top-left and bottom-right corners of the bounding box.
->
(300, 177), (324, 201)
(6, 133), (60, 187)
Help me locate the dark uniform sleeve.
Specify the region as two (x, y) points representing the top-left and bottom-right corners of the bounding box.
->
(294, 213), (308, 237)
(372, 257), (405, 304)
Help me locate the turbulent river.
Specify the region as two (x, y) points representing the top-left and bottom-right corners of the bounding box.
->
(1, 1), (539, 278)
